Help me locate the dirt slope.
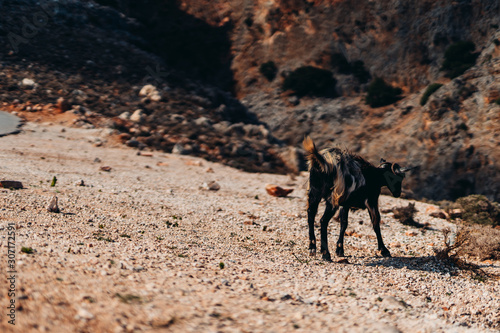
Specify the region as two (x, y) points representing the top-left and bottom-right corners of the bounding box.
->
(0, 122), (498, 332)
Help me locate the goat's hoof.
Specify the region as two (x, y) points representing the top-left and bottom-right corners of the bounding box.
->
(322, 252), (332, 262)
(309, 249), (316, 256)
(335, 246), (345, 257)
(380, 249), (391, 257)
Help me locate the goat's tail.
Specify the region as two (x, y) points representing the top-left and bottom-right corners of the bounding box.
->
(332, 159), (347, 205)
(303, 136), (330, 173)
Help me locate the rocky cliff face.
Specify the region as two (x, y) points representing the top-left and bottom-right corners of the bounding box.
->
(179, 0), (500, 201)
(1, 0), (499, 201)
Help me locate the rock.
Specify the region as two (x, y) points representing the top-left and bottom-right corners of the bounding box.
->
(429, 210), (449, 219)
(56, 97), (70, 112)
(75, 180), (85, 186)
(139, 85), (162, 102)
(0, 180), (23, 189)
(194, 116), (212, 127)
(20, 78), (36, 88)
(125, 138), (140, 148)
(449, 209), (463, 218)
(172, 143), (192, 155)
(381, 296), (409, 310)
(265, 184), (293, 197)
(100, 166), (112, 172)
(47, 196), (60, 213)
(130, 109), (144, 123)
(118, 112), (130, 120)
(202, 181), (220, 191)
(75, 308), (94, 321)
(184, 160), (203, 166)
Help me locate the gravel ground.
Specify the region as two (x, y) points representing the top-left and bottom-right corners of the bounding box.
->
(0, 122), (499, 333)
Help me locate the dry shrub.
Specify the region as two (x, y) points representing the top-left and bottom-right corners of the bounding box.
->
(459, 224), (500, 261)
(392, 203), (428, 228)
(434, 226), (500, 280)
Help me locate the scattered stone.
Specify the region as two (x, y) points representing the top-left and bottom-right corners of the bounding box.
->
(382, 296), (409, 310)
(75, 308), (94, 321)
(20, 78), (36, 88)
(76, 180), (85, 186)
(202, 181), (220, 191)
(449, 209), (463, 218)
(139, 85), (162, 102)
(138, 151), (153, 157)
(0, 180), (23, 189)
(118, 112), (130, 120)
(130, 109), (145, 123)
(185, 160), (203, 166)
(265, 184), (293, 197)
(56, 97), (70, 112)
(205, 167), (214, 173)
(429, 210), (449, 219)
(100, 166), (112, 172)
(405, 231), (418, 237)
(172, 143), (192, 155)
(337, 258), (349, 264)
(47, 196), (60, 213)
(426, 206), (449, 219)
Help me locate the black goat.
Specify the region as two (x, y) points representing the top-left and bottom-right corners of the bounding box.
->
(303, 136), (411, 260)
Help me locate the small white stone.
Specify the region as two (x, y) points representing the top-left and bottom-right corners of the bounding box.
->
(75, 308), (94, 320)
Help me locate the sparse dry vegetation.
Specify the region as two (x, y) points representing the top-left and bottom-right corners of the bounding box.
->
(392, 203), (428, 228)
(434, 226), (500, 280)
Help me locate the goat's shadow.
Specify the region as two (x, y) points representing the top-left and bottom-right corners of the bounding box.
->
(351, 255), (500, 275)
(352, 255), (458, 275)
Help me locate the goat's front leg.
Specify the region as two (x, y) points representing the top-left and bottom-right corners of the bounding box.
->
(307, 193), (321, 256)
(335, 207), (349, 257)
(319, 202), (337, 261)
(365, 199), (391, 257)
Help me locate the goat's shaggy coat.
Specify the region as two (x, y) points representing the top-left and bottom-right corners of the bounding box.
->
(303, 136), (410, 260)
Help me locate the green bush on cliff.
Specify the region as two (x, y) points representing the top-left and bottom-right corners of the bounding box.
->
(331, 53), (351, 74)
(456, 195), (500, 226)
(365, 77), (402, 107)
(441, 41), (479, 78)
(420, 83), (443, 106)
(259, 61), (278, 81)
(282, 66), (336, 97)
(351, 60), (370, 84)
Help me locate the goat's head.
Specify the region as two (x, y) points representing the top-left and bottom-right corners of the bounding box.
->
(378, 158), (412, 197)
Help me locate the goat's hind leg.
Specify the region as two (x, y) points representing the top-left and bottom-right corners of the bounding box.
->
(335, 207), (349, 257)
(307, 193), (321, 256)
(319, 202), (337, 261)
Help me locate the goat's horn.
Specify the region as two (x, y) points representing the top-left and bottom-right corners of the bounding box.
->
(380, 158), (386, 164)
(391, 163), (401, 174)
(398, 166), (414, 173)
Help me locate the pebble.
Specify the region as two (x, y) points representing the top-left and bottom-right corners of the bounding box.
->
(75, 308), (94, 321)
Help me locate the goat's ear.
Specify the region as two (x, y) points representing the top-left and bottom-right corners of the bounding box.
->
(380, 158), (386, 164)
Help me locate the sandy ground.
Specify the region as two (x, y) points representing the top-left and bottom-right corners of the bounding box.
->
(0, 122), (499, 333)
